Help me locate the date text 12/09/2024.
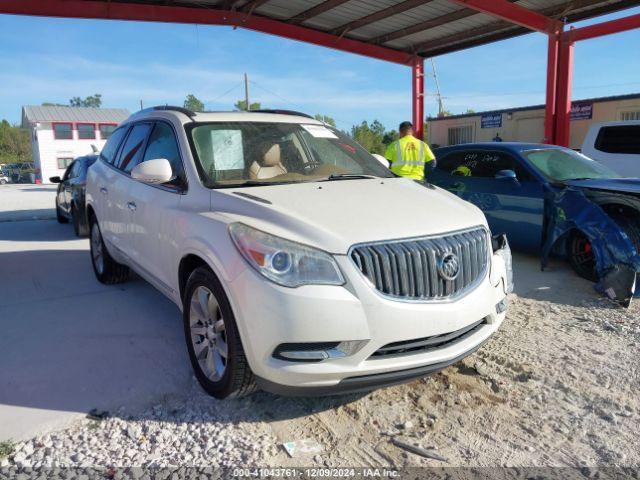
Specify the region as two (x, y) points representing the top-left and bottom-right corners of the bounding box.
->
(232, 468), (400, 478)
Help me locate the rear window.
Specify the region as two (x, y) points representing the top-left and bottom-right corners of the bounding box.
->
(595, 125), (640, 154)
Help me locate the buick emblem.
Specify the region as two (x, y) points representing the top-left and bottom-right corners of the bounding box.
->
(438, 252), (460, 281)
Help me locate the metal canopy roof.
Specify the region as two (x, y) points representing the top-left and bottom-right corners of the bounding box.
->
(110, 0), (635, 58)
(21, 106), (131, 126)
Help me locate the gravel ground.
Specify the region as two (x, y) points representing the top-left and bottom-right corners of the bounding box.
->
(3, 271), (638, 469)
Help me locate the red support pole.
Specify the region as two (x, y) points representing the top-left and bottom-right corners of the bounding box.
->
(544, 32), (559, 144)
(554, 34), (574, 147)
(412, 57), (425, 140)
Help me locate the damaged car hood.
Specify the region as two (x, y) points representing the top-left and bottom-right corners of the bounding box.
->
(564, 178), (640, 195)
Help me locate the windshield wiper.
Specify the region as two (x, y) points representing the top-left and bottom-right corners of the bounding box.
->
(212, 180), (296, 189)
(317, 174), (379, 182)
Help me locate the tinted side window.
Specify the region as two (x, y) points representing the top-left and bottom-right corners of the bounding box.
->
(437, 150), (529, 179)
(100, 127), (128, 165)
(436, 151), (468, 173)
(115, 124), (152, 173)
(595, 126), (640, 154)
(143, 122), (184, 182)
(77, 158), (96, 179)
(63, 161), (77, 181)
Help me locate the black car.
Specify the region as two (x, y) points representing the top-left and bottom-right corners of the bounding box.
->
(50, 155), (97, 236)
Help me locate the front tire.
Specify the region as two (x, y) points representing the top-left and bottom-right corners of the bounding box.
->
(568, 230), (598, 282)
(89, 217), (129, 284)
(183, 267), (256, 399)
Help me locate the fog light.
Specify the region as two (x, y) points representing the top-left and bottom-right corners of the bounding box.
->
(274, 340), (369, 363)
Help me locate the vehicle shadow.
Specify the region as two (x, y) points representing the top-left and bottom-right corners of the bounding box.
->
(511, 251), (599, 307)
(19, 187), (58, 193)
(0, 246), (364, 441)
(0, 209), (57, 223)
(0, 218), (76, 241)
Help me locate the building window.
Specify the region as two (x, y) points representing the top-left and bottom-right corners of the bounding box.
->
(447, 125), (474, 145)
(53, 123), (73, 140)
(99, 123), (117, 140)
(57, 157), (74, 169)
(620, 111), (640, 121)
(77, 123), (96, 139)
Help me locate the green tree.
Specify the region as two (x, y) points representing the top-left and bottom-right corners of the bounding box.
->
(69, 94), (102, 108)
(41, 102), (66, 107)
(464, 109), (476, 114)
(0, 120), (31, 165)
(184, 94), (205, 112)
(313, 114), (336, 127)
(234, 100), (261, 111)
(350, 120), (389, 155)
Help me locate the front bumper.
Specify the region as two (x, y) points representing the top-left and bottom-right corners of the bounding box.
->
(226, 242), (510, 394)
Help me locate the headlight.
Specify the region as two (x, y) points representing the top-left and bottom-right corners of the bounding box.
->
(229, 223), (345, 288)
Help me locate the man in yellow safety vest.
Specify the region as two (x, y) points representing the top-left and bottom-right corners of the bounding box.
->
(384, 121), (435, 181)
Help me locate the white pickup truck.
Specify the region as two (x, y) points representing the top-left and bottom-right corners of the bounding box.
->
(581, 121), (640, 178)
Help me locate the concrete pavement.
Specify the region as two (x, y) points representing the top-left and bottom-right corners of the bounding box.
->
(0, 216), (192, 442)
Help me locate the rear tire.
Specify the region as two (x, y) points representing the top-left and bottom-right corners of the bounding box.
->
(56, 202), (69, 224)
(89, 216), (129, 284)
(71, 203), (89, 237)
(183, 266), (257, 399)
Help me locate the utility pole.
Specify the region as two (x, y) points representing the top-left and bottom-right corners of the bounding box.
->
(244, 73), (250, 111)
(430, 58), (446, 117)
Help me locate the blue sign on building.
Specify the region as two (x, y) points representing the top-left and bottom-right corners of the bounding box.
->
(481, 113), (502, 129)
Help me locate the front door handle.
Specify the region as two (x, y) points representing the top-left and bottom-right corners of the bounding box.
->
(100, 187), (108, 195)
(127, 201), (137, 212)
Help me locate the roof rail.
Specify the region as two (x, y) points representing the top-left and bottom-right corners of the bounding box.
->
(250, 109), (314, 119)
(152, 105), (196, 117)
(131, 106), (197, 120)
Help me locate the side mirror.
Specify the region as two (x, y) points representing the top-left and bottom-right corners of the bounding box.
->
(131, 158), (173, 184)
(372, 154), (390, 168)
(49, 176), (61, 183)
(495, 169), (517, 181)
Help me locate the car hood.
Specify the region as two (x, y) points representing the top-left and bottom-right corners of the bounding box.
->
(215, 178), (488, 254)
(564, 178), (640, 195)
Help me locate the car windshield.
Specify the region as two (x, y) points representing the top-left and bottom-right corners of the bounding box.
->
(187, 122), (394, 188)
(523, 148), (620, 181)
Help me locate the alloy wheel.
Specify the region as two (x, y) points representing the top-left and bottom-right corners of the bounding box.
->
(91, 224), (105, 275)
(189, 286), (228, 381)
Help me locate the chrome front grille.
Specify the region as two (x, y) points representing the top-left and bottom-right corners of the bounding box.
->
(350, 227), (489, 301)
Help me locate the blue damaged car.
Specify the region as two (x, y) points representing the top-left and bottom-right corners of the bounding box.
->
(430, 143), (640, 304)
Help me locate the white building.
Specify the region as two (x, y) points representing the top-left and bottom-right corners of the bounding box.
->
(21, 105), (130, 183)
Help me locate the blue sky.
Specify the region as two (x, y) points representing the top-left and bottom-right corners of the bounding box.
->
(0, 7), (639, 131)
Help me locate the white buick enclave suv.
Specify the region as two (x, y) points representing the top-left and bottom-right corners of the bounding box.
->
(86, 106), (512, 398)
